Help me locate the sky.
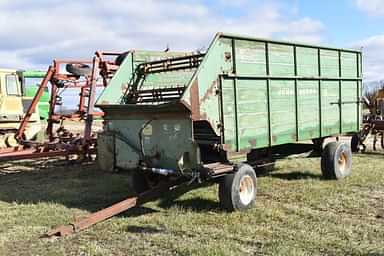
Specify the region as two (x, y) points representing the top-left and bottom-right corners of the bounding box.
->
(0, 0), (383, 83)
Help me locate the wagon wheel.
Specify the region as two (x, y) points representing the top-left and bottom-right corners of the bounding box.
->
(5, 133), (19, 147)
(219, 164), (257, 211)
(312, 138), (325, 152)
(321, 142), (352, 180)
(129, 171), (150, 194)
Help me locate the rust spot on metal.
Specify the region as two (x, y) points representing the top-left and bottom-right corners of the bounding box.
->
(222, 144), (232, 151)
(200, 80), (217, 105)
(203, 162), (233, 176)
(224, 52), (232, 62)
(190, 79), (200, 120)
(196, 80), (218, 126)
(43, 179), (183, 237)
(121, 83), (129, 92)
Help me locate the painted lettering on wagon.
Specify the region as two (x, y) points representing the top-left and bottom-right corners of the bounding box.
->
(278, 88), (318, 96)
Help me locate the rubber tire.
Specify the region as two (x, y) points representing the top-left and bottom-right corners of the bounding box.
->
(219, 164), (257, 211)
(312, 138), (325, 152)
(128, 171), (150, 194)
(351, 134), (360, 153)
(65, 64), (92, 76)
(321, 142), (352, 180)
(5, 133), (18, 147)
(115, 52), (129, 66)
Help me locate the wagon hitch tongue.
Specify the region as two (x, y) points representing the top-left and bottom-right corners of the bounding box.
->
(42, 179), (183, 237)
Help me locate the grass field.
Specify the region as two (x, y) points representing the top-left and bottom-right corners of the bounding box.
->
(0, 152), (383, 255)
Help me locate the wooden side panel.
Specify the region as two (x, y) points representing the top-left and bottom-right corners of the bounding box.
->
(341, 81), (358, 133)
(236, 79), (269, 149)
(320, 49), (339, 77)
(321, 80), (340, 135)
(297, 80), (320, 140)
(220, 37), (361, 153)
(269, 44), (295, 76)
(341, 52), (358, 78)
(235, 40), (266, 76)
(296, 47), (318, 77)
(221, 78), (237, 150)
(270, 80), (296, 145)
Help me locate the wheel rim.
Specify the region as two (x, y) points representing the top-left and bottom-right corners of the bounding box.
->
(239, 175), (255, 205)
(5, 134), (18, 147)
(338, 151), (347, 173)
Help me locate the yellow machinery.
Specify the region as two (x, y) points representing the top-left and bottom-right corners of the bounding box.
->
(0, 68), (41, 148)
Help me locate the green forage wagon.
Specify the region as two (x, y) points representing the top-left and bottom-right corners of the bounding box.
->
(96, 33), (362, 210)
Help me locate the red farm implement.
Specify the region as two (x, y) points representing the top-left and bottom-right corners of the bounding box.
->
(0, 51), (121, 161)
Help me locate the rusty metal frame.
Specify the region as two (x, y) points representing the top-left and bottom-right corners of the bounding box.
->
(359, 118), (384, 151)
(44, 178), (186, 237)
(0, 51), (123, 161)
(42, 161), (235, 237)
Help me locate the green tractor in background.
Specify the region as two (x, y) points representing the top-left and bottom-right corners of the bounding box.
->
(17, 70), (49, 120)
(0, 69), (48, 148)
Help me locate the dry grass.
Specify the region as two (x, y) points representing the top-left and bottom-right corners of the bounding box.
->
(0, 150), (383, 255)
